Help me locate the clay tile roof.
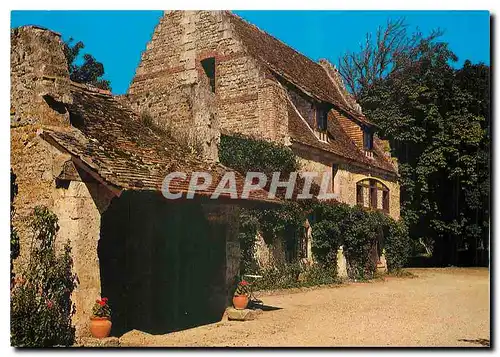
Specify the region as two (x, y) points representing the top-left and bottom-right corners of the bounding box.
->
(286, 100), (397, 175)
(226, 12), (372, 126)
(41, 83), (279, 204)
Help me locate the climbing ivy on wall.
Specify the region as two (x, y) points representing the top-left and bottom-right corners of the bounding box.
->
(220, 134), (411, 289)
(311, 202), (411, 279)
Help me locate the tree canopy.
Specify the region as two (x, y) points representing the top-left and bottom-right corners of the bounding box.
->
(63, 38), (111, 91)
(338, 19), (490, 266)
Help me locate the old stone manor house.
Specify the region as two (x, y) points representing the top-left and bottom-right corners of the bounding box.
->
(126, 10), (400, 220)
(126, 11), (401, 264)
(10, 11), (400, 339)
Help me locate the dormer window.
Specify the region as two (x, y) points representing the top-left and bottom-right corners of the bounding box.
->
(314, 104), (330, 142)
(201, 57), (216, 93)
(363, 129), (373, 151)
(316, 106), (328, 132)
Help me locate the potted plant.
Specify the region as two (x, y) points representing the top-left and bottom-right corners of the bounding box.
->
(232, 280), (250, 310)
(90, 297), (112, 338)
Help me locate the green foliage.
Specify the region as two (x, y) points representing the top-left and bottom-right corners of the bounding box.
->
(63, 38), (111, 91)
(301, 263), (338, 286)
(234, 280), (250, 296)
(223, 132), (409, 287)
(311, 202), (411, 277)
(384, 219), (412, 271)
(311, 203), (376, 279)
(219, 134), (299, 177)
(341, 206), (380, 279)
(342, 28), (489, 266)
(253, 261), (339, 291)
(92, 298), (111, 318)
(11, 206), (78, 347)
(253, 262), (304, 290)
(238, 201), (309, 275)
(308, 203), (348, 271)
(238, 209), (260, 274)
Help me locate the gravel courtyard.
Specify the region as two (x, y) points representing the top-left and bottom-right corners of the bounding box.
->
(119, 268), (490, 347)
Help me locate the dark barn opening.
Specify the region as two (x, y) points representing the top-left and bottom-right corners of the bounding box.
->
(98, 191), (227, 336)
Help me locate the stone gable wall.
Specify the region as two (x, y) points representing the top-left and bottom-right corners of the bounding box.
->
(127, 11), (289, 153)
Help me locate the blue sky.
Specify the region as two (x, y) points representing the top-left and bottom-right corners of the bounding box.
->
(11, 10), (490, 95)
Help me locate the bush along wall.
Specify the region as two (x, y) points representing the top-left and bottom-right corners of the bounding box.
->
(237, 200), (412, 289)
(220, 134), (411, 289)
(311, 202), (412, 279)
(10, 206), (78, 347)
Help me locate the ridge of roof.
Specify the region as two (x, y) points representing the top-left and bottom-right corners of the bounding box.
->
(225, 11), (323, 73)
(225, 11), (373, 127)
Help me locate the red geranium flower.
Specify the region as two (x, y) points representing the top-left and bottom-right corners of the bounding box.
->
(102, 297), (108, 303)
(47, 300), (53, 308)
(240, 280), (249, 286)
(98, 300), (105, 306)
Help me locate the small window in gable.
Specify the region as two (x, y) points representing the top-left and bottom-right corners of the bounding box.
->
(201, 57), (216, 93)
(363, 129), (374, 151)
(316, 107), (328, 132)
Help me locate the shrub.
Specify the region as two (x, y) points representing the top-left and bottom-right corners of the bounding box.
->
(11, 206), (78, 347)
(384, 219), (411, 272)
(311, 202), (376, 279)
(219, 134), (299, 176)
(254, 262), (304, 291)
(301, 263), (338, 286)
(311, 203), (403, 280)
(310, 202), (350, 266)
(342, 207), (381, 279)
(252, 260), (339, 291)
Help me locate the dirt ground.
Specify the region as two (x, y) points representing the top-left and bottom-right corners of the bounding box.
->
(119, 268), (490, 347)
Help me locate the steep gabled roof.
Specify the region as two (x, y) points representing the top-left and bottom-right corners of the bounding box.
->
(227, 12), (396, 176)
(41, 83), (279, 203)
(226, 12), (372, 126)
(287, 100), (397, 175)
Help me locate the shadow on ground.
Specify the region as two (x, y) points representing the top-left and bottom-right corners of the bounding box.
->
(253, 304), (282, 312)
(457, 338), (490, 347)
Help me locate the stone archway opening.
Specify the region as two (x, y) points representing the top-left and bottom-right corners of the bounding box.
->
(98, 191), (228, 336)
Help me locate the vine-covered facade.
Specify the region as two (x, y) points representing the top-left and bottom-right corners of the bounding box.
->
(127, 10), (400, 220)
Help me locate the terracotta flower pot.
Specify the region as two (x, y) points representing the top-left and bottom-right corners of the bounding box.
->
(90, 317), (112, 338)
(232, 295), (249, 310)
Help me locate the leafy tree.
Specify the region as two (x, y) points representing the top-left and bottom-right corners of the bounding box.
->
(338, 22), (490, 266)
(63, 38), (111, 91)
(338, 18), (443, 98)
